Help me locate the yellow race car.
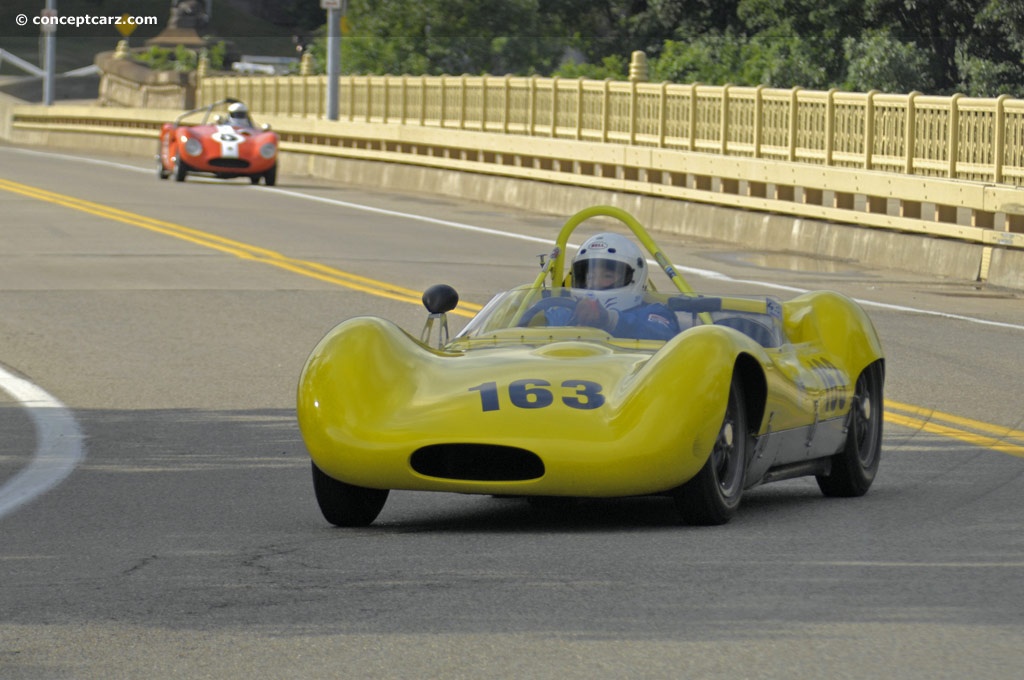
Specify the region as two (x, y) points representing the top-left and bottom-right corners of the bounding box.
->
(297, 206), (884, 526)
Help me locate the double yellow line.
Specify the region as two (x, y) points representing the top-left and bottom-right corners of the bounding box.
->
(3, 177), (1022, 458)
(886, 400), (1024, 457)
(0, 177), (480, 318)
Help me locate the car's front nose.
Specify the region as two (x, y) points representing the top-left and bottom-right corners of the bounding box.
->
(298, 318), (735, 497)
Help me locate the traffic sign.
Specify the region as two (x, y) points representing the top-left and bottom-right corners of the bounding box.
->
(116, 14), (137, 37)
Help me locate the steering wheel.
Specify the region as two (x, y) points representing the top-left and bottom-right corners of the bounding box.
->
(517, 296), (579, 327)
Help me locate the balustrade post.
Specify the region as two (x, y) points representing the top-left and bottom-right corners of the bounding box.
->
(440, 75), (447, 127)
(721, 84), (731, 155)
(576, 77), (585, 140)
(753, 85), (764, 158)
(503, 74), (511, 134)
(629, 78), (638, 145)
(905, 91), (920, 174)
(460, 74), (468, 130)
(602, 79), (611, 143)
(529, 74), (538, 136)
(658, 82), (668, 148)
(400, 75), (408, 125)
(788, 87), (801, 161)
(825, 88), (836, 166)
(365, 76), (372, 123)
(947, 93), (963, 178)
(420, 78), (427, 126)
(688, 83), (698, 151)
(994, 94), (1008, 184)
(481, 75), (488, 132)
(552, 76), (559, 138)
(864, 90), (877, 169)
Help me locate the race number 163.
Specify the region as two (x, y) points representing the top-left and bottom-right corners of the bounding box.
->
(469, 379), (605, 411)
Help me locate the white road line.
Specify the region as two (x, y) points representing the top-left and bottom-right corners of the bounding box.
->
(0, 365), (86, 519)
(3, 146), (155, 174)
(5, 146), (1023, 331)
(263, 187), (1024, 332)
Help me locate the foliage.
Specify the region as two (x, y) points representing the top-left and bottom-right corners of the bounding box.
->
(843, 30), (936, 94)
(133, 42), (226, 73)
(295, 0), (1024, 96)
(322, 0), (569, 76)
(553, 55), (628, 81)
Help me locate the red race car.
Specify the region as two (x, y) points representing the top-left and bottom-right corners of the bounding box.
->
(157, 98), (279, 185)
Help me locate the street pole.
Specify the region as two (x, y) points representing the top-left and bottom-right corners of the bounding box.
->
(43, 0), (57, 105)
(325, 3), (341, 120)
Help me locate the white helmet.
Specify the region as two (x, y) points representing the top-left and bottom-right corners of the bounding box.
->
(571, 233), (647, 311)
(227, 102), (249, 123)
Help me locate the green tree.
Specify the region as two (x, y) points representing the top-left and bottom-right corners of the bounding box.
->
(843, 30), (935, 93)
(862, 0), (979, 93)
(296, 0), (1024, 96)
(737, 0), (863, 86)
(326, 0), (567, 75)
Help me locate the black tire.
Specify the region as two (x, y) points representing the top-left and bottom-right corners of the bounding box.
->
(311, 462), (388, 527)
(816, 361), (883, 497)
(249, 174), (261, 185)
(173, 155), (188, 182)
(263, 164), (277, 187)
(675, 375), (748, 525)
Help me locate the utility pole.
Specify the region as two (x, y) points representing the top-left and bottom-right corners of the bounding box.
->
(42, 0), (57, 105)
(322, 0), (347, 120)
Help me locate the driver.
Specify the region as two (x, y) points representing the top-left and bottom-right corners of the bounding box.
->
(226, 102), (253, 128)
(568, 233), (680, 341)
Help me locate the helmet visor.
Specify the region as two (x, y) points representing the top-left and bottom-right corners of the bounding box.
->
(573, 258), (634, 290)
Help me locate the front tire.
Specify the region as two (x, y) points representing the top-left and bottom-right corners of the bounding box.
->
(816, 361), (883, 497)
(173, 156), (188, 182)
(311, 462), (388, 527)
(263, 164), (277, 186)
(675, 375), (748, 525)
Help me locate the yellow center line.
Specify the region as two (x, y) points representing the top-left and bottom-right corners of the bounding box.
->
(4, 178), (1022, 458)
(0, 178), (481, 318)
(885, 411), (1024, 457)
(885, 399), (1024, 441)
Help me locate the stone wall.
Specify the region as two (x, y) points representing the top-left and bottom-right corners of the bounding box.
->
(95, 51), (194, 109)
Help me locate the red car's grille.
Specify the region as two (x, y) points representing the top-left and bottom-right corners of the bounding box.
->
(411, 444), (545, 481)
(209, 158), (250, 168)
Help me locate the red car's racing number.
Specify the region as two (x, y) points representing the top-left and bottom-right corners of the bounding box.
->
(469, 380), (605, 412)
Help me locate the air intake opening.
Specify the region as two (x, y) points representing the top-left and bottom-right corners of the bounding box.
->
(411, 444), (544, 481)
(209, 158), (250, 168)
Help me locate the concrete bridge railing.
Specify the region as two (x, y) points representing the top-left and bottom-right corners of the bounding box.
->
(3, 72), (1024, 289)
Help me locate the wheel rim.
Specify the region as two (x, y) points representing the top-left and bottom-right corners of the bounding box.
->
(851, 373), (879, 468)
(713, 394), (744, 498)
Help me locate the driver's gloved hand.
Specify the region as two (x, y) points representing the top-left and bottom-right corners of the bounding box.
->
(544, 305), (574, 326)
(571, 297), (610, 329)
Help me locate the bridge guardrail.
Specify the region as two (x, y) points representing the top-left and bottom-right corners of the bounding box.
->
(10, 97), (1024, 258)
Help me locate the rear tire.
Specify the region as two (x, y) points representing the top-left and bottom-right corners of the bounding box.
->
(816, 361), (883, 497)
(311, 462), (388, 527)
(675, 374), (748, 525)
(157, 150), (170, 179)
